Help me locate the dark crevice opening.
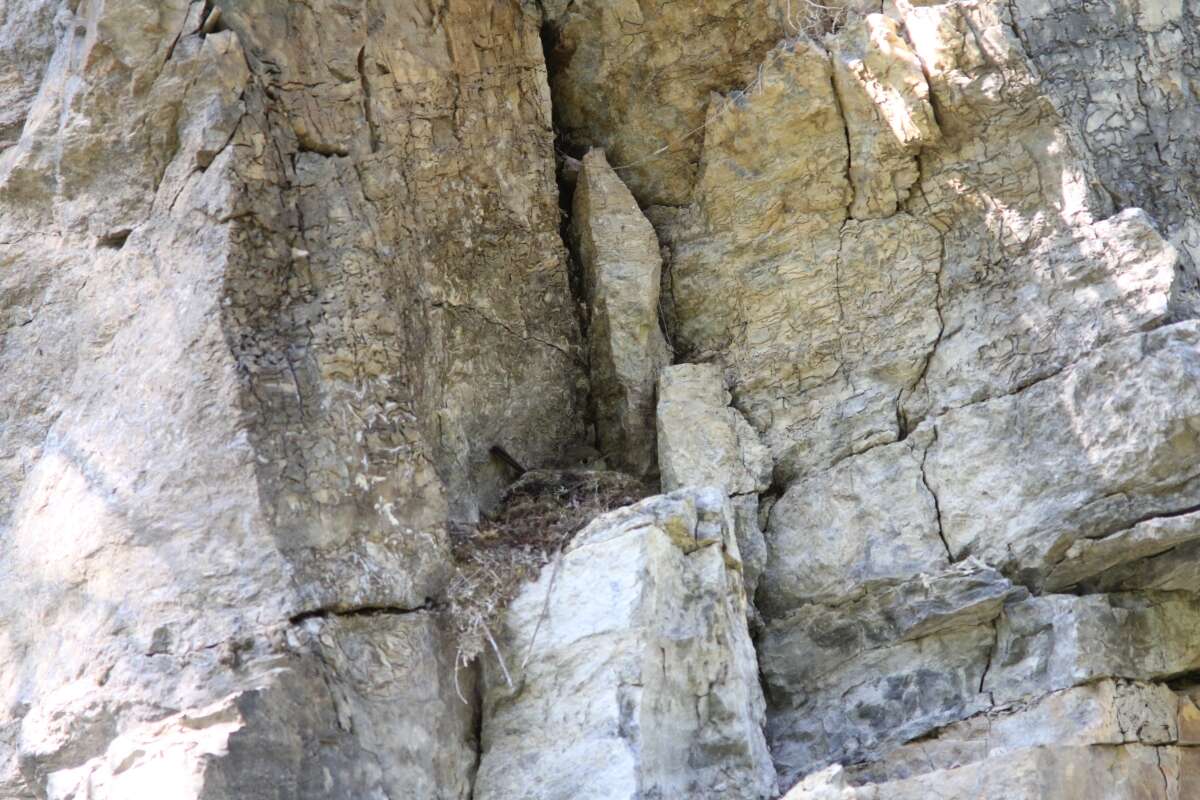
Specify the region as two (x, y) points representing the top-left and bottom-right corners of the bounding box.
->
(97, 229), (132, 249)
(538, 14), (601, 463)
(199, 2), (228, 36)
(288, 600), (436, 625)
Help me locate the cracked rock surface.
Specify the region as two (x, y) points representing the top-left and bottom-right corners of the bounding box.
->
(4, 0), (1200, 798)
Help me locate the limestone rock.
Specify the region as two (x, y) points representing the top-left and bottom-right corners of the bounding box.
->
(831, 13), (941, 220)
(657, 363), (771, 495)
(1009, 0), (1200, 305)
(474, 489), (776, 800)
(924, 321), (1200, 584)
(760, 434), (945, 614)
(759, 562), (1020, 782)
(985, 592), (1200, 704)
(1045, 510), (1200, 592)
(785, 745), (1198, 800)
(543, 0), (790, 205)
(573, 150), (671, 476)
(39, 612), (477, 800)
(849, 679), (1180, 785)
(0, 0), (583, 795)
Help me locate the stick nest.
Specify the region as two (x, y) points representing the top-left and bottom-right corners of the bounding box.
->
(446, 469), (648, 667)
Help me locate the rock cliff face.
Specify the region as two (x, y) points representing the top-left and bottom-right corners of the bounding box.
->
(2, 0), (1199, 798)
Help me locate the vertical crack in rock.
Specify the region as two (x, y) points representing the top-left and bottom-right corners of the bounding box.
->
(898, 228), (946, 438)
(977, 618), (998, 700)
(356, 45), (379, 154)
(919, 427), (953, 563)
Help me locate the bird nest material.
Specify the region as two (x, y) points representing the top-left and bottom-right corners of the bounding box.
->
(445, 469), (648, 685)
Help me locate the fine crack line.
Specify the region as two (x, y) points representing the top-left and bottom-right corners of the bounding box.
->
(919, 427), (955, 562)
(434, 300), (581, 364)
(289, 601), (436, 625)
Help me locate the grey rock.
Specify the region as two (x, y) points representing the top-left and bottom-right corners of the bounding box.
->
(759, 562), (1020, 783)
(657, 363), (771, 495)
(474, 489), (776, 800)
(573, 149), (671, 477)
(985, 592), (1200, 704)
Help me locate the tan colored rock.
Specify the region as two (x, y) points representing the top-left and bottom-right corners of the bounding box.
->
(573, 149), (671, 476)
(831, 13), (941, 219)
(850, 679), (1179, 785)
(475, 489), (776, 800)
(657, 363), (770, 495)
(543, 0), (789, 205)
(0, 0), (582, 795)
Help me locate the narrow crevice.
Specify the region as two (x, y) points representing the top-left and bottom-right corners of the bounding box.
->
(977, 619), (999, 697)
(898, 230), (946, 438)
(537, 13), (600, 462)
(357, 45), (380, 154)
(827, 69), (855, 221)
(288, 600), (436, 625)
(919, 428), (955, 563)
(97, 229), (132, 249)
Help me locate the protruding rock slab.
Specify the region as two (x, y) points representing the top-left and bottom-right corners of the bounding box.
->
(657, 363), (771, 495)
(785, 745), (1196, 800)
(759, 562), (1021, 784)
(40, 612), (478, 800)
(760, 433), (945, 614)
(925, 321), (1200, 583)
(475, 489), (776, 800)
(572, 149), (671, 477)
(656, 362), (773, 598)
(985, 592), (1200, 704)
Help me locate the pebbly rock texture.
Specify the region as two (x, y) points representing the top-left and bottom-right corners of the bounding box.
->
(572, 149), (671, 477)
(474, 488), (776, 800)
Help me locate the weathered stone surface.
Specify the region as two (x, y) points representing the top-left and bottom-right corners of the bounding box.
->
(759, 562), (1020, 783)
(475, 488), (776, 800)
(1009, 0), (1200, 304)
(0, 0), (58, 150)
(1045, 510), (1200, 592)
(831, 13), (941, 220)
(760, 433), (946, 613)
(543, 0), (789, 205)
(924, 321), (1200, 584)
(661, 3), (1182, 485)
(985, 592), (1200, 704)
(657, 363), (771, 495)
(6, 0), (1200, 795)
(39, 613), (477, 800)
(0, 0), (583, 796)
(785, 745), (1195, 800)
(849, 679), (1180, 785)
(573, 149), (670, 476)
